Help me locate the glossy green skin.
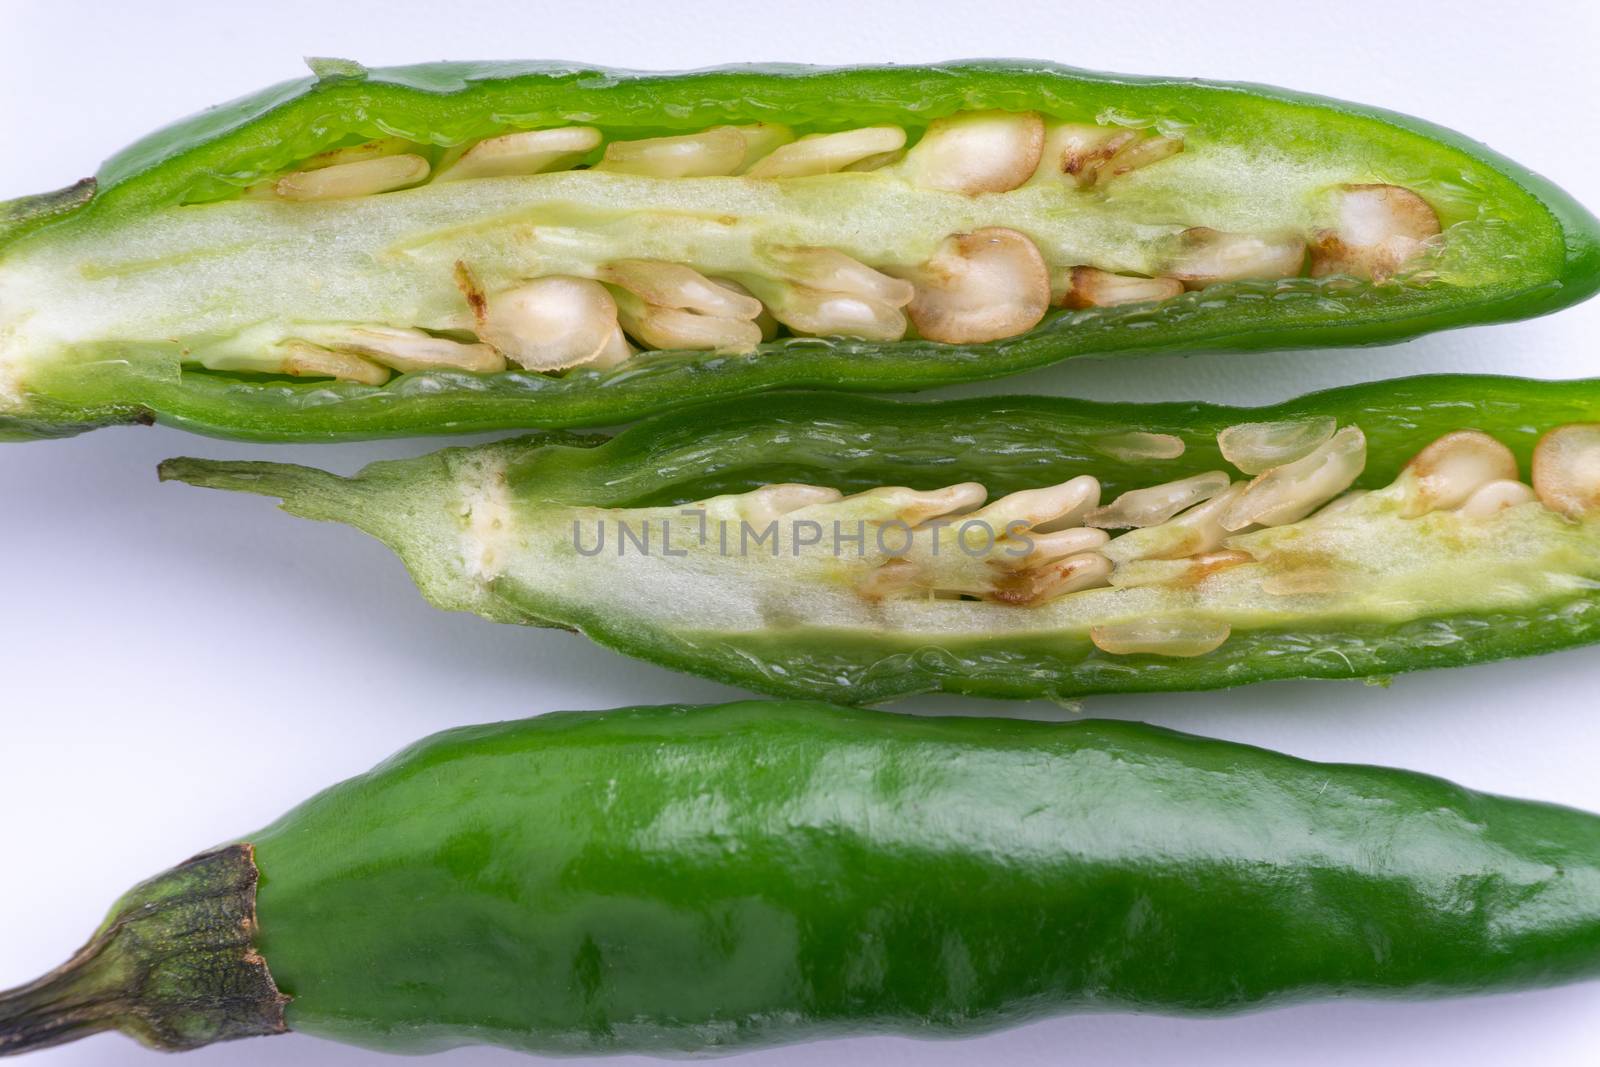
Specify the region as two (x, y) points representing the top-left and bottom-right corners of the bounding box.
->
(163, 375), (1600, 704)
(5, 59), (1598, 442)
(248, 700), (1600, 1055)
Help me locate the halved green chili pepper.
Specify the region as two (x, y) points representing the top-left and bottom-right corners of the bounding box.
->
(3, 60), (1597, 442)
(6, 700), (1600, 1057)
(161, 374), (1600, 704)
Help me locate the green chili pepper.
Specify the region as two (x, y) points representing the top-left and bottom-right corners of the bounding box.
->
(6, 700), (1600, 1057)
(159, 374), (1600, 704)
(3, 60), (1596, 442)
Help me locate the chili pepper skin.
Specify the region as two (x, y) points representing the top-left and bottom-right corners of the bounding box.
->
(3, 60), (1598, 443)
(5, 701), (1600, 1057)
(159, 374), (1600, 705)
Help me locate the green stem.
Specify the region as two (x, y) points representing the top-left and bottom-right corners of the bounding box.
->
(0, 845), (287, 1055)
(156, 457), (342, 502)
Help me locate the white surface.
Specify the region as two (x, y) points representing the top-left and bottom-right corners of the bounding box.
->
(2, 0), (1599, 1063)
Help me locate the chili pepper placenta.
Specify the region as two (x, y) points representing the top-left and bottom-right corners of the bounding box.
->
(161, 375), (1600, 704)
(6, 700), (1600, 1057)
(3, 60), (1597, 442)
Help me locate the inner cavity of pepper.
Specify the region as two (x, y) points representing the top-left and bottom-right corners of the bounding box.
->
(4, 111), (1446, 386)
(542, 419), (1599, 659)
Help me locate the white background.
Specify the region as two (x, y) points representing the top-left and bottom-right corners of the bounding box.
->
(2, 1), (1599, 1063)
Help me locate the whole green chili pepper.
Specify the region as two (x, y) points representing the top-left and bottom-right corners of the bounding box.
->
(3, 60), (1597, 442)
(161, 374), (1600, 704)
(5, 700), (1600, 1057)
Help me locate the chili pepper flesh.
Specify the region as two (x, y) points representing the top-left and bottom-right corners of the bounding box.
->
(2, 60), (1596, 441)
(159, 375), (1600, 703)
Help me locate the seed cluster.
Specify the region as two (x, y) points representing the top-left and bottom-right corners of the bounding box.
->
(215, 111), (1443, 384)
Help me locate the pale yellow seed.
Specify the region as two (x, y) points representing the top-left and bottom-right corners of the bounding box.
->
(1060, 267), (1184, 310)
(279, 341), (390, 385)
(586, 325), (635, 370)
(1012, 552), (1114, 605)
(973, 475), (1101, 532)
(711, 279), (779, 341)
(1032, 123), (1136, 188)
(1090, 619), (1232, 658)
(273, 154), (430, 201)
(602, 261), (764, 319)
(1106, 135), (1183, 177)
(596, 127), (747, 178)
(294, 325), (506, 374)
(767, 248), (915, 307)
(739, 484), (846, 527)
(1218, 417), (1337, 476)
(744, 127), (907, 179)
(906, 228), (1050, 345)
(1532, 423), (1600, 519)
(1222, 426), (1366, 530)
(1085, 471), (1231, 529)
(765, 289), (907, 342)
(1102, 483), (1247, 564)
(615, 300), (764, 353)
(478, 277), (624, 371)
(1456, 479), (1537, 518)
(1010, 527), (1109, 569)
(1399, 430), (1518, 517)
(433, 127), (602, 182)
(1093, 431), (1185, 462)
(732, 123), (797, 171)
(839, 483), (987, 527)
(900, 111), (1044, 195)
(1166, 227), (1307, 289)
(1310, 184), (1441, 282)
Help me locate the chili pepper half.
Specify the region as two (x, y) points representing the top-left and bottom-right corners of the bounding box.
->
(3, 60), (1597, 442)
(160, 374), (1600, 703)
(5, 700), (1600, 1057)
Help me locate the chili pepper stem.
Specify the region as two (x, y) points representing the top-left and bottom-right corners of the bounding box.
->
(0, 845), (287, 1055)
(156, 457), (349, 515)
(156, 457), (398, 541)
(157, 450), (452, 542)
(0, 948), (119, 1054)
